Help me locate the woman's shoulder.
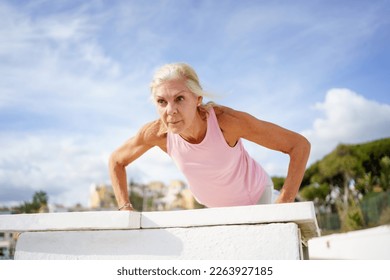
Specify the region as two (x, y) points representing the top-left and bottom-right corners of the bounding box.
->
(213, 105), (241, 124)
(138, 119), (167, 146)
(213, 105), (262, 136)
(212, 105), (246, 137)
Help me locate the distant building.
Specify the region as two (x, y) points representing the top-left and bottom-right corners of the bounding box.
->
(89, 180), (199, 211)
(0, 211), (17, 259)
(48, 204), (69, 213)
(89, 184), (116, 210)
(153, 180), (198, 210)
(148, 181), (165, 192)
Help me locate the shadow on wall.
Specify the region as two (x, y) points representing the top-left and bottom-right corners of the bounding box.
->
(16, 229), (183, 259)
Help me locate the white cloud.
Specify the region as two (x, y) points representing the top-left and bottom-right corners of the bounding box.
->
(0, 131), (111, 206)
(303, 88), (390, 163)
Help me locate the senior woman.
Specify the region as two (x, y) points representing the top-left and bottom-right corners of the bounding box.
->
(109, 63), (310, 211)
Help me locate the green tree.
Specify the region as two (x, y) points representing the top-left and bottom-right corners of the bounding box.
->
(271, 176), (285, 191)
(15, 191), (49, 213)
(337, 194), (365, 232)
(319, 144), (363, 212)
(356, 172), (376, 195)
(298, 138), (390, 232)
(379, 207), (390, 225)
(300, 183), (330, 202)
(32, 191), (48, 208)
(379, 156), (390, 191)
(129, 190), (144, 211)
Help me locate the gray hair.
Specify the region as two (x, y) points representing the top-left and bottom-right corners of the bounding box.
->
(150, 63), (214, 110)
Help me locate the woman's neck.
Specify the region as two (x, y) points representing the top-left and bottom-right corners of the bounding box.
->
(179, 111), (207, 144)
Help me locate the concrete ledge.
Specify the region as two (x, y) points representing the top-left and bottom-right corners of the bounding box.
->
(0, 202), (320, 260)
(308, 225), (390, 259)
(0, 202), (319, 241)
(15, 223), (301, 260)
(0, 211), (141, 232)
(141, 202), (319, 242)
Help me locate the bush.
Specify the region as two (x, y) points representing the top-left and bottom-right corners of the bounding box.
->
(379, 207), (390, 225)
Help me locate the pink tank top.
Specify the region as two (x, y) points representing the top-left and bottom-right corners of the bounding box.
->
(167, 107), (269, 207)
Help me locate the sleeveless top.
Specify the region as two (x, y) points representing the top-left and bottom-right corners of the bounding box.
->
(167, 107), (270, 207)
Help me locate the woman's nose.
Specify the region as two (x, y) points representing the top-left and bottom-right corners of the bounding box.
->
(166, 102), (177, 115)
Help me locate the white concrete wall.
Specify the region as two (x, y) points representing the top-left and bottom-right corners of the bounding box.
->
(308, 225), (390, 259)
(15, 223), (301, 260)
(0, 202), (319, 260)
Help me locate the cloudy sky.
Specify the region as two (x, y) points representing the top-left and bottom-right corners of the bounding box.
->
(0, 0), (389, 207)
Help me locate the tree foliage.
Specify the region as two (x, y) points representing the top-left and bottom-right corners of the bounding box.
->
(271, 176), (285, 191)
(300, 183), (330, 203)
(302, 138), (390, 192)
(299, 138), (390, 231)
(14, 191), (49, 214)
(379, 156), (390, 191)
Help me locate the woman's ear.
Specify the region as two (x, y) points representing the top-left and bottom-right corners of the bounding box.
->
(197, 96), (203, 106)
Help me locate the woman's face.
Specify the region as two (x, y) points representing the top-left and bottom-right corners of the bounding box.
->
(154, 79), (202, 135)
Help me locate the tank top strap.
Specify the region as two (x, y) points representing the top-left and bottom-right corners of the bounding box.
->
(205, 106), (227, 145)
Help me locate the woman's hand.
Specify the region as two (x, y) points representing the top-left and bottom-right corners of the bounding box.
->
(118, 202), (135, 211)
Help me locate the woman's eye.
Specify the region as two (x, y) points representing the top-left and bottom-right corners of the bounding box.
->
(157, 99), (166, 105)
(176, 96), (184, 102)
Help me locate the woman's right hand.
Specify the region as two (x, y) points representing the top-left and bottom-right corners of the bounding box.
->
(118, 202), (135, 211)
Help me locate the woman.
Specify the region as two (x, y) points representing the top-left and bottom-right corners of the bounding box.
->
(109, 63), (310, 211)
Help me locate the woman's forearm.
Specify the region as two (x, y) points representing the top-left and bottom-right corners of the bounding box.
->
(276, 136), (311, 203)
(109, 155), (130, 208)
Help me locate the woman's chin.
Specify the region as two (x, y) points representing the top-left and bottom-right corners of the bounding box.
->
(167, 122), (184, 134)
(168, 127), (182, 134)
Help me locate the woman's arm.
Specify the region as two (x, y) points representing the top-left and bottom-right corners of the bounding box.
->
(109, 120), (166, 210)
(217, 106), (311, 203)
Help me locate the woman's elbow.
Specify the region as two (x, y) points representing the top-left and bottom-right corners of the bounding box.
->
(288, 134), (310, 158)
(108, 151), (124, 170)
(300, 135), (311, 158)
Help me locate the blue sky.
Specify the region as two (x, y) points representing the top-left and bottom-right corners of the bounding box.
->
(0, 0), (389, 207)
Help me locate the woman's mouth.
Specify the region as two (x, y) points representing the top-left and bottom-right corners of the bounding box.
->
(169, 120), (181, 125)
